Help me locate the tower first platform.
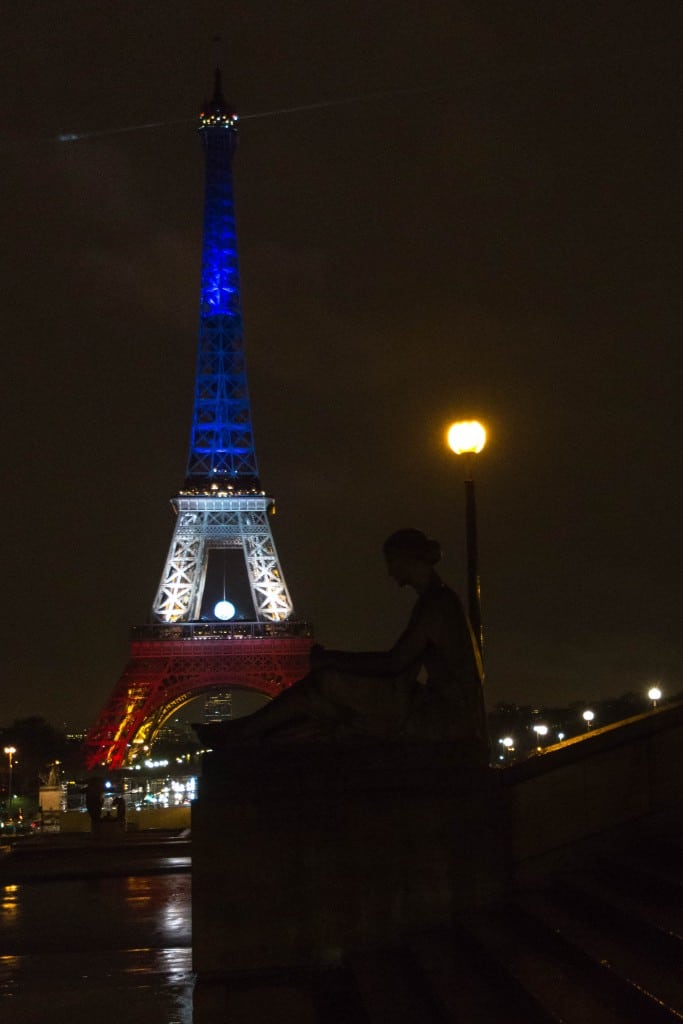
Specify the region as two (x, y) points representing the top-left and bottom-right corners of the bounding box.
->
(83, 73), (312, 770)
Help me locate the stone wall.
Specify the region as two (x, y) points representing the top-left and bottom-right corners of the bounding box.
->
(504, 700), (683, 883)
(192, 743), (506, 975)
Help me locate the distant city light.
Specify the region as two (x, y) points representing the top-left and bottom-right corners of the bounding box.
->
(4, 747), (17, 814)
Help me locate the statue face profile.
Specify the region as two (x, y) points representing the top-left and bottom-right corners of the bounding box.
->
(383, 531), (440, 592)
(385, 551), (420, 588)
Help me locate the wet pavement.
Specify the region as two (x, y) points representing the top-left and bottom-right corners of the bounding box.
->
(1, 845), (193, 1023)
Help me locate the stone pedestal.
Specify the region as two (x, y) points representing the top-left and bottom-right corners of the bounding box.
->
(192, 743), (504, 989)
(191, 704), (683, 1020)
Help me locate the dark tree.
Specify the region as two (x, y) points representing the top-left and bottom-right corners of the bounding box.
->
(0, 717), (68, 797)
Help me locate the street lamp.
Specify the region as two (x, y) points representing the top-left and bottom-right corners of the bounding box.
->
(532, 724), (548, 750)
(446, 420), (487, 653)
(4, 746), (16, 815)
(582, 709), (595, 731)
(647, 686), (662, 708)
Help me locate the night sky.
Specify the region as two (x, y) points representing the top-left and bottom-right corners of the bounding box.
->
(2, 3), (681, 730)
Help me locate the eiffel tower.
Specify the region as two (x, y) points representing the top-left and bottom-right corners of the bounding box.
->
(83, 73), (312, 770)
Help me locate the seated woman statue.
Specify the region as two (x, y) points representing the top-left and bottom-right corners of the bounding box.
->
(197, 528), (489, 760)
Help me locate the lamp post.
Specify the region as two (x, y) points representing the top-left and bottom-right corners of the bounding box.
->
(446, 420), (487, 654)
(647, 686), (662, 708)
(582, 709), (595, 731)
(4, 746), (16, 815)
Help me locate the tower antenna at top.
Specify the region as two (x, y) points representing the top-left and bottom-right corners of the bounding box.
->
(211, 33), (222, 72)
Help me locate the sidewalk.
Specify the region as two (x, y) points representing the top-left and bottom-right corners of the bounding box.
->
(0, 829), (191, 883)
(1, 865), (193, 1024)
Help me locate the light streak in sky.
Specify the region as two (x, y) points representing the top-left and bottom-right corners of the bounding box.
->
(3, 84), (439, 150)
(55, 117), (193, 143)
(240, 84), (437, 121)
(2, 49), (648, 152)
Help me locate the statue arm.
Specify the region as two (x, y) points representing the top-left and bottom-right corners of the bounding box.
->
(317, 602), (436, 677)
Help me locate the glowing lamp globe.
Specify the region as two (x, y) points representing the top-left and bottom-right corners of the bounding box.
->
(648, 686), (662, 703)
(447, 420), (487, 455)
(214, 600), (236, 621)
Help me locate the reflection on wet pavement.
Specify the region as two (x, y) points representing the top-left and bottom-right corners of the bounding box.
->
(0, 874), (193, 1023)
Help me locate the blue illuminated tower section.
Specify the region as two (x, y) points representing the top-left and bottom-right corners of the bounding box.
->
(186, 72), (258, 487)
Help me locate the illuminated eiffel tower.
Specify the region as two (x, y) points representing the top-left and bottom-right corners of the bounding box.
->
(83, 73), (312, 769)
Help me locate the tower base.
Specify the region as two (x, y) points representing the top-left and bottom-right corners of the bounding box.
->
(83, 622), (313, 769)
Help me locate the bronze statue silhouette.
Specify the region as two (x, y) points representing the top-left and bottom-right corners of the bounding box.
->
(196, 529), (489, 759)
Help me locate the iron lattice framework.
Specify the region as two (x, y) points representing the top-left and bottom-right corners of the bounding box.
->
(84, 628), (311, 769)
(83, 72), (310, 770)
(152, 496), (293, 623)
(187, 75), (257, 485)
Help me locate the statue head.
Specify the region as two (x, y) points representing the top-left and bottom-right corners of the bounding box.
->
(383, 530), (441, 588)
(383, 528), (441, 564)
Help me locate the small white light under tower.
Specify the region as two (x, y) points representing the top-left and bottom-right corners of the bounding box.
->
(214, 599), (236, 621)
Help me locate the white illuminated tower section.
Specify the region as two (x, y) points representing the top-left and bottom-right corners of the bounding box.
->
(152, 73), (292, 625)
(82, 73), (310, 770)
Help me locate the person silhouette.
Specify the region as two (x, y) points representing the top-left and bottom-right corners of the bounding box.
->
(114, 794), (126, 831)
(85, 777), (103, 835)
(196, 529), (489, 759)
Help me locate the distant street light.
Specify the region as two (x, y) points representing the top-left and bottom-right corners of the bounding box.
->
(497, 736), (515, 762)
(647, 686), (662, 708)
(446, 420), (487, 654)
(532, 724), (548, 750)
(582, 709), (595, 731)
(4, 746), (16, 815)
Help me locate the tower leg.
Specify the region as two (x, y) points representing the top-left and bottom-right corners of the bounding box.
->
(82, 633), (312, 769)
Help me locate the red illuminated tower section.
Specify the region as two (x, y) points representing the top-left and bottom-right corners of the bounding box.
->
(83, 74), (311, 770)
